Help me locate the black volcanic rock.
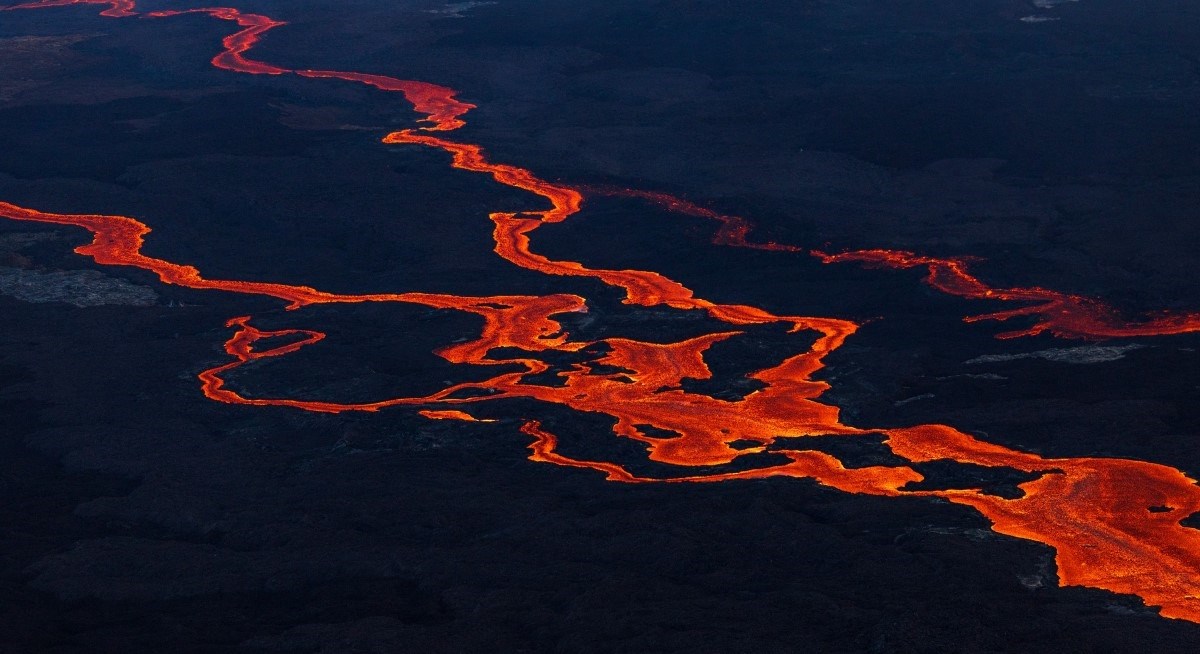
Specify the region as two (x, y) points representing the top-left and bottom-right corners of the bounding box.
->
(0, 1), (1198, 653)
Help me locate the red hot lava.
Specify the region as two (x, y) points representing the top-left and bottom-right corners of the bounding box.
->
(5, 0), (1200, 623)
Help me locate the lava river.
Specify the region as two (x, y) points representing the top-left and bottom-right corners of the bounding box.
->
(5, 0), (1200, 623)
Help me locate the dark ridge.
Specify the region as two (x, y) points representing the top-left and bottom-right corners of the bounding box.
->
(773, 433), (910, 470)
(902, 461), (1047, 500)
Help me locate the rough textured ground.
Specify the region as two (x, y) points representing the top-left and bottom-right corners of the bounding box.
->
(1, 1), (1199, 652)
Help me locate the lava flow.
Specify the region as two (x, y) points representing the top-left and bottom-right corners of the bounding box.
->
(815, 248), (1200, 339)
(584, 186), (1200, 340)
(579, 185), (804, 253)
(6, 0), (1200, 623)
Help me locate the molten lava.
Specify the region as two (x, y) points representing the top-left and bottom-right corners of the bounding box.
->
(579, 185), (804, 253)
(5, 0), (1200, 623)
(815, 248), (1200, 339)
(583, 186), (1200, 340)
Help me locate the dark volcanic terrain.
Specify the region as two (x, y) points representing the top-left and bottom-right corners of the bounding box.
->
(1, 1), (1199, 652)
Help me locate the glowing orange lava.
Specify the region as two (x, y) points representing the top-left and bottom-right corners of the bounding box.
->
(815, 248), (1200, 339)
(7, 0), (132, 17)
(579, 185), (804, 253)
(586, 186), (1200, 340)
(5, 0), (1200, 623)
(419, 409), (495, 423)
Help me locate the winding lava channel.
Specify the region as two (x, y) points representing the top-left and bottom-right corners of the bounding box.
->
(580, 185), (1200, 340)
(6, 0), (1200, 622)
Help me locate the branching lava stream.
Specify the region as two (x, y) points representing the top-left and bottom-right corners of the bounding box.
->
(5, 0), (1200, 623)
(581, 186), (1200, 340)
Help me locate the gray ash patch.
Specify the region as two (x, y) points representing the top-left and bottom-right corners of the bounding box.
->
(965, 343), (1147, 365)
(424, 2), (498, 18)
(0, 267), (157, 307)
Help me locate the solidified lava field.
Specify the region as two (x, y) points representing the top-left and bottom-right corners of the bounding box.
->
(1, 1), (1199, 652)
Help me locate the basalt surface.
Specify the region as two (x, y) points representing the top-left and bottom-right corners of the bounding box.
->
(1, 1), (1199, 652)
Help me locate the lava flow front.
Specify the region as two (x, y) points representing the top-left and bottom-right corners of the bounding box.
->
(5, 0), (1200, 624)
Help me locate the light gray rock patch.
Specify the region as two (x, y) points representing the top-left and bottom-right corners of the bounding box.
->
(965, 343), (1146, 365)
(0, 267), (157, 307)
(424, 1), (497, 18)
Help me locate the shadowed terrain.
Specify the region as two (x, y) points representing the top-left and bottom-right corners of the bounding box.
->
(1, 1), (1199, 652)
